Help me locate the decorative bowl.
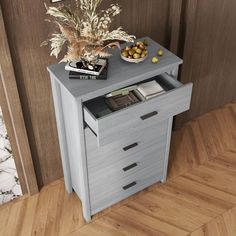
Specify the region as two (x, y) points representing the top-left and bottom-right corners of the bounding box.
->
(120, 54), (148, 64)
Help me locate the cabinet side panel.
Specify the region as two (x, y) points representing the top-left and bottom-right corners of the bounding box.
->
(162, 117), (173, 182)
(61, 88), (91, 221)
(50, 77), (72, 193)
(61, 88), (81, 197)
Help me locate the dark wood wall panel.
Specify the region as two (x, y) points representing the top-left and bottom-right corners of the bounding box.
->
(0, 0), (171, 187)
(176, 0), (236, 127)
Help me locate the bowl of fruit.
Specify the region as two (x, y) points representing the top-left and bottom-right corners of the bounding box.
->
(121, 41), (148, 63)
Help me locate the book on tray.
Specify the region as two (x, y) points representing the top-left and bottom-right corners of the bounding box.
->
(69, 60), (108, 80)
(105, 91), (140, 111)
(134, 80), (165, 101)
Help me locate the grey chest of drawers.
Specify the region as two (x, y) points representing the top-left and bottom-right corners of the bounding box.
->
(47, 37), (192, 222)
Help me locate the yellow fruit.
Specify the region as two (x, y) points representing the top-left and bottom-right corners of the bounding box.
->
(157, 49), (164, 56)
(135, 48), (142, 54)
(141, 53), (146, 58)
(133, 53), (141, 59)
(122, 51), (128, 57)
(122, 43), (149, 61)
(128, 49), (135, 56)
(152, 56), (159, 63)
(139, 44), (145, 50)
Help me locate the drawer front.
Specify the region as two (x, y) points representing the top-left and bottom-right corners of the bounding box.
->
(90, 165), (163, 214)
(88, 143), (165, 189)
(84, 74), (192, 146)
(85, 119), (168, 170)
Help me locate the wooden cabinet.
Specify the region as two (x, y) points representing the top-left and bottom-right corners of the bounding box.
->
(48, 37), (192, 221)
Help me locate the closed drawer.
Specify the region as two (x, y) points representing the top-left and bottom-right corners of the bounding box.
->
(90, 162), (163, 214)
(88, 143), (165, 190)
(84, 73), (192, 146)
(85, 119), (168, 170)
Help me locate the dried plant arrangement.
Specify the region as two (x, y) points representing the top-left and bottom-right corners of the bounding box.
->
(41, 0), (136, 66)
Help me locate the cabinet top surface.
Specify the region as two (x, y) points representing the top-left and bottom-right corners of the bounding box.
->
(47, 37), (182, 101)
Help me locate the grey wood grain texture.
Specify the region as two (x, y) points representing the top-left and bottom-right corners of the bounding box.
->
(47, 37), (182, 101)
(162, 117), (173, 182)
(84, 109), (98, 136)
(50, 78), (72, 193)
(90, 169), (163, 215)
(84, 75), (192, 146)
(60, 87), (91, 222)
(86, 122), (166, 214)
(85, 119), (168, 169)
(89, 144), (165, 190)
(89, 153), (164, 197)
(60, 88), (81, 197)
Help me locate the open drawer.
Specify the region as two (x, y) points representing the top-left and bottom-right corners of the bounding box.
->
(83, 73), (192, 146)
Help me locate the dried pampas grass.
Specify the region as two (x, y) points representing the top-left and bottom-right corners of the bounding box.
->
(41, 0), (135, 65)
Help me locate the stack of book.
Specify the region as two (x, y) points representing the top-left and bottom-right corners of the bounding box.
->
(134, 80), (165, 101)
(68, 59), (108, 80)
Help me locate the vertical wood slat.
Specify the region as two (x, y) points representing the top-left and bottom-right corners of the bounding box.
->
(0, 5), (38, 194)
(168, 0), (183, 55)
(172, 0), (198, 129)
(0, 79), (27, 194)
(178, 0), (198, 82)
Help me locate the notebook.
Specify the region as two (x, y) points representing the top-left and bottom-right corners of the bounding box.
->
(135, 80), (165, 101)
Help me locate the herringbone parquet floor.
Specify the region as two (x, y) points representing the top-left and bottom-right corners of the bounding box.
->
(0, 102), (235, 236)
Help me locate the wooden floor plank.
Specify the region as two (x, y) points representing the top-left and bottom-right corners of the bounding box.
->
(58, 184), (85, 236)
(43, 181), (63, 236)
(211, 151), (236, 171)
(97, 211), (164, 236)
(212, 108), (236, 152)
(18, 195), (38, 236)
(198, 113), (226, 158)
(0, 203), (11, 236)
(30, 183), (58, 236)
(116, 206), (189, 236)
(127, 192), (212, 232)
(4, 200), (25, 236)
(191, 206), (236, 236)
(183, 164), (236, 196)
(166, 177), (236, 210)
(168, 121), (208, 179)
(76, 219), (126, 236)
(154, 183), (226, 216)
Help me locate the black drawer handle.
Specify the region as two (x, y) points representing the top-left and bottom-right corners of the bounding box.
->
(122, 181), (137, 190)
(123, 163), (138, 172)
(123, 142), (138, 151)
(140, 111), (158, 120)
